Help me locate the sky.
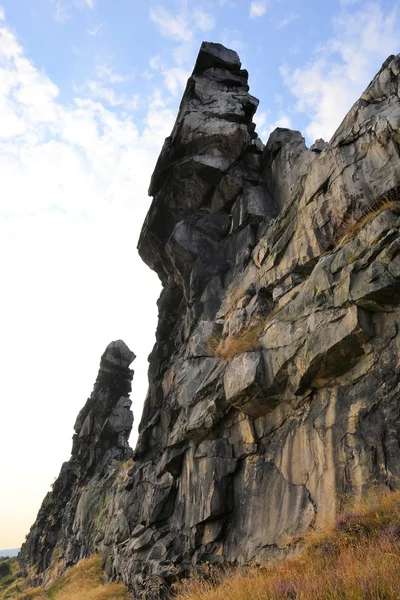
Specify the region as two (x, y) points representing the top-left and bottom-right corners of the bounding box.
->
(0, 0), (399, 550)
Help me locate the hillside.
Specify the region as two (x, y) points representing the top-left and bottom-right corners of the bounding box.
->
(0, 555), (128, 600)
(172, 489), (400, 600)
(3, 491), (400, 599)
(0, 551), (19, 559)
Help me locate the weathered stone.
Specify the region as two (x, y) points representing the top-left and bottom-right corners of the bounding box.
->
(20, 340), (135, 577)
(224, 352), (280, 417)
(310, 138), (328, 153)
(21, 44), (400, 600)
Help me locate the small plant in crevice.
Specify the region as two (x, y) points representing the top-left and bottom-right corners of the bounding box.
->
(116, 458), (134, 484)
(334, 187), (400, 248)
(208, 320), (265, 361)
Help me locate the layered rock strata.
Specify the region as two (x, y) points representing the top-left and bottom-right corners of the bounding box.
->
(21, 43), (400, 599)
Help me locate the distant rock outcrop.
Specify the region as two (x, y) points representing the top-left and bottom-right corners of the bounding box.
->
(21, 43), (400, 599)
(20, 340), (135, 580)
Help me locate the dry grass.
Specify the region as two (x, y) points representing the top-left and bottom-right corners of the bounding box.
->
(209, 322), (265, 361)
(172, 488), (400, 600)
(335, 194), (400, 248)
(116, 458), (134, 485)
(0, 555), (128, 600)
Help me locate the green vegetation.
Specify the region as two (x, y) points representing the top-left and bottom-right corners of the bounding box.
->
(0, 558), (21, 599)
(172, 488), (400, 600)
(0, 555), (128, 600)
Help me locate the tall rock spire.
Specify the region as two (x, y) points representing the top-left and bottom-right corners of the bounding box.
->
(20, 340), (135, 577)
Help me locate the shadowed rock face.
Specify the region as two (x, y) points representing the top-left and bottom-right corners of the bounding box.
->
(19, 340), (135, 580)
(21, 43), (400, 598)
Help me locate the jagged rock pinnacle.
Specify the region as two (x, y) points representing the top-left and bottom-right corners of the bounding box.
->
(20, 340), (135, 576)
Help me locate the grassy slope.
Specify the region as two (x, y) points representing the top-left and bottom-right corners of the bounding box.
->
(173, 489), (400, 600)
(0, 555), (128, 600)
(2, 490), (400, 600)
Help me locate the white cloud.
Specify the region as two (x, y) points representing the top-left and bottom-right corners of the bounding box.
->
(256, 110), (292, 141)
(149, 6), (192, 42)
(0, 17), (177, 548)
(221, 28), (246, 53)
(277, 12), (299, 29)
(163, 66), (190, 95)
(250, 1), (268, 18)
(194, 9), (215, 32)
(149, 6), (215, 43)
(54, 0), (70, 22)
(78, 64), (138, 108)
(149, 54), (189, 96)
(95, 64), (131, 84)
(281, 2), (399, 142)
(83, 80), (140, 107)
(88, 22), (102, 36)
(0, 6), (5, 20)
(52, 0), (95, 22)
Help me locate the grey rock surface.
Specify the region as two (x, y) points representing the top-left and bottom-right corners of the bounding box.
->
(19, 340), (135, 582)
(21, 44), (400, 599)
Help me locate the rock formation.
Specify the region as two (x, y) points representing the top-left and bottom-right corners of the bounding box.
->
(20, 340), (135, 581)
(21, 43), (400, 598)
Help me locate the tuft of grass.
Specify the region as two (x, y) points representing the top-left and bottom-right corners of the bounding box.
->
(172, 488), (400, 600)
(208, 322), (265, 361)
(0, 556), (128, 600)
(334, 193), (400, 248)
(116, 458), (134, 485)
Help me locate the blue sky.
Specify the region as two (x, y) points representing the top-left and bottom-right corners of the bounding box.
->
(3, 0), (399, 141)
(0, 0), (399, 549)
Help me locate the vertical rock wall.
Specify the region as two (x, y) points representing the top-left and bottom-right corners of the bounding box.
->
(21, 43), (400, 599)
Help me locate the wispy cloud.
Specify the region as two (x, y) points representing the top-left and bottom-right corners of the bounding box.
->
(193, 9), (215, 31)
(221, 27), (246, 53)
(54, 0), (70, 22)
(149, 54), (189, 96)
(250, 1), (268, 18)
(87, 22), (102, 36)
(79, 64), (138, 107)
(95, 64), (131, 84)
(281, 2), (399, 142)
(277, 12), (299, 29)
(0, 6), (5, 20)
(149, 6), (192, 42)
(52, 0), (95, 22)
(149, 5), (215, 42)
(256, 110), (292, 141)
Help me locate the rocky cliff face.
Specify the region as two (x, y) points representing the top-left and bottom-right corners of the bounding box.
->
(20, 340), (135, 581)
(21, 43), (400, 598)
